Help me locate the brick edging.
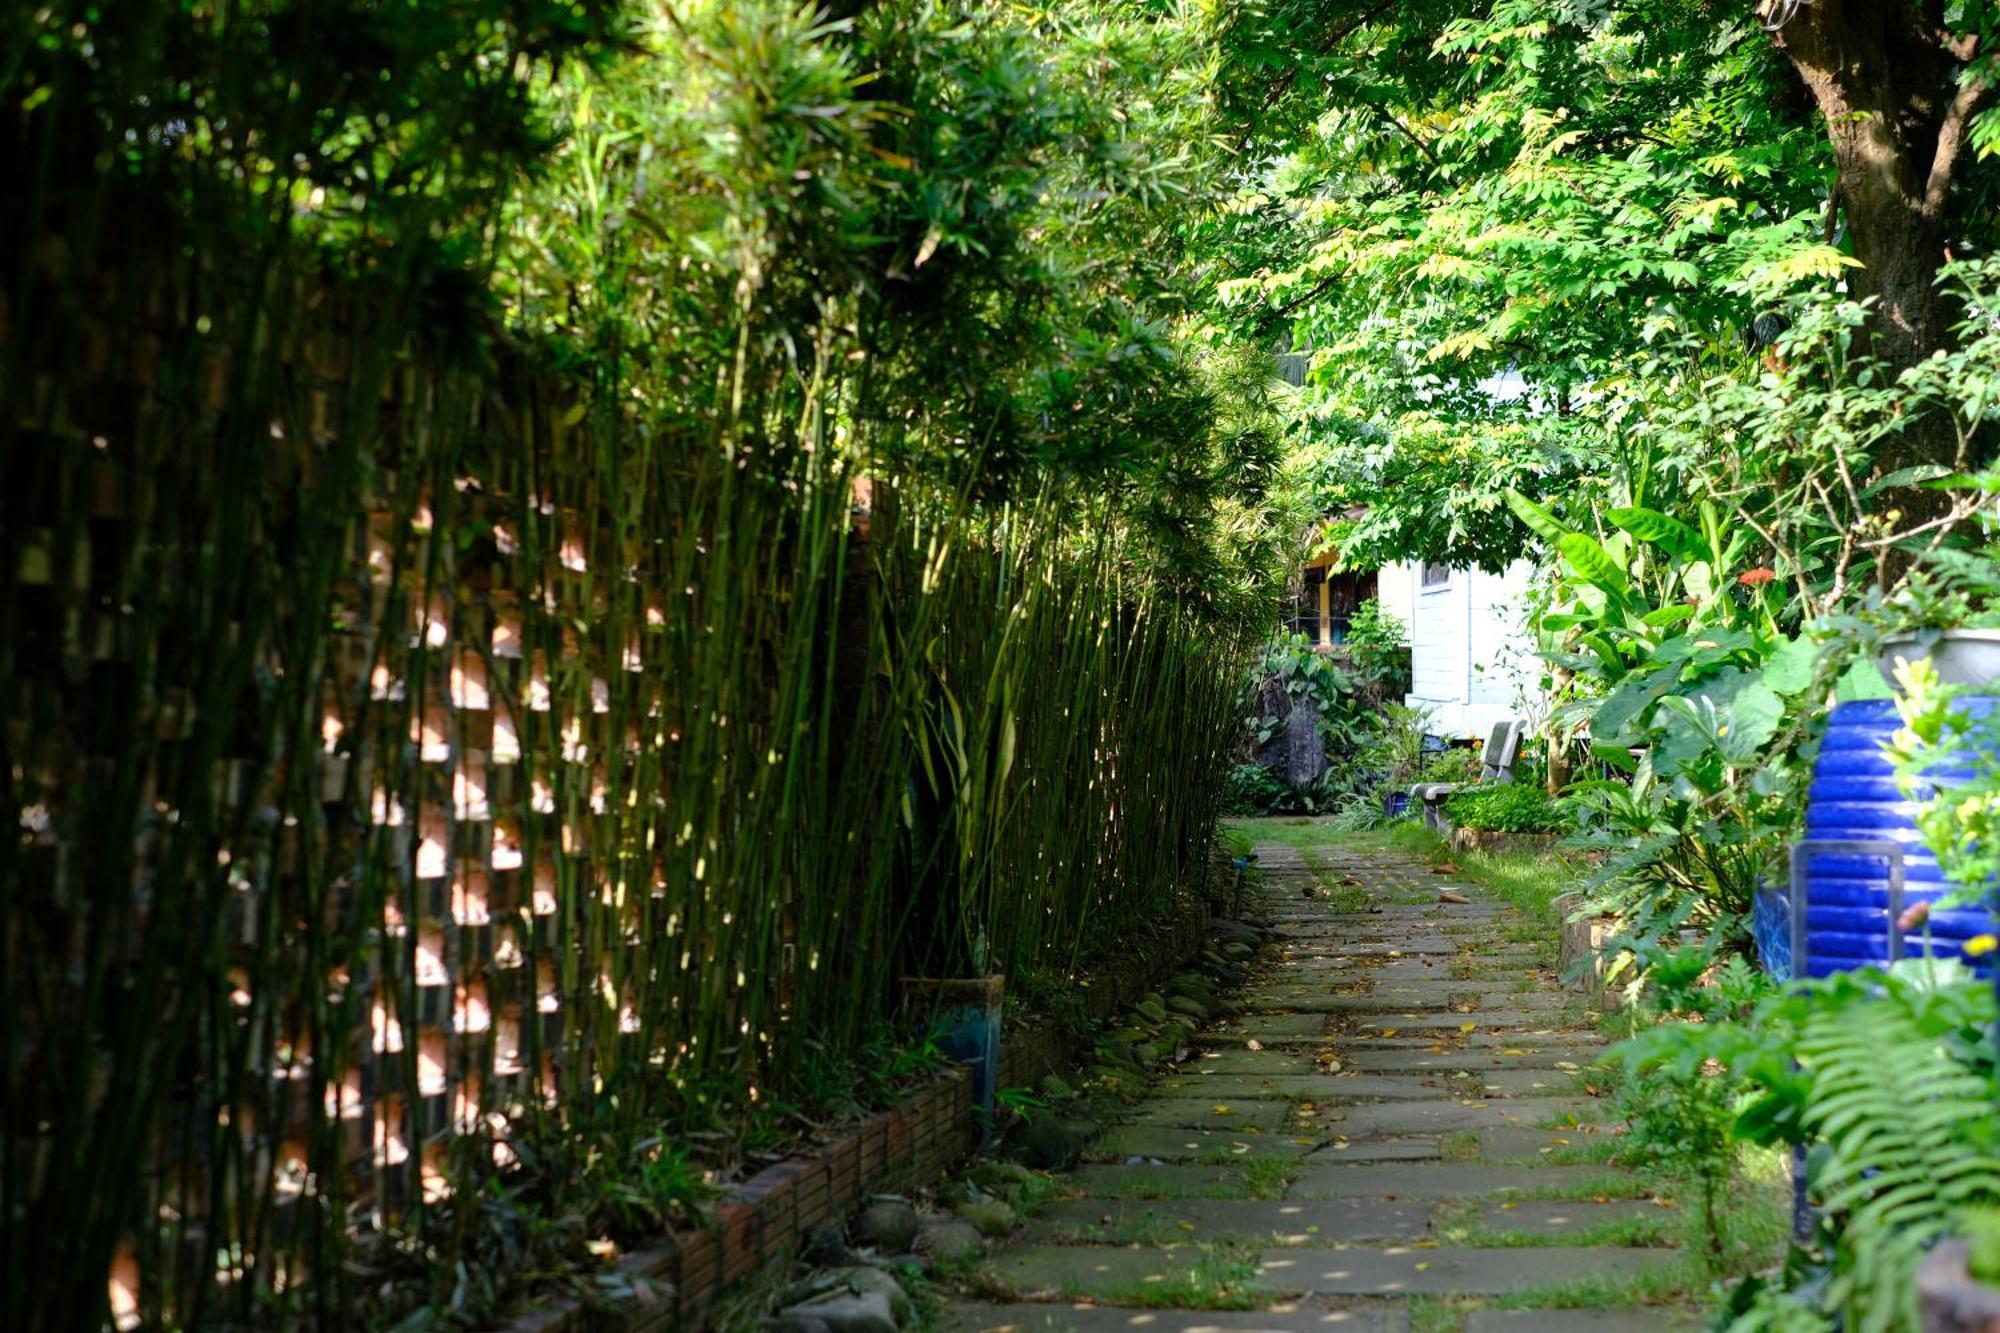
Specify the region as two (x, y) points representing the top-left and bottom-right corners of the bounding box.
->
(501, 891), (1212, 1332)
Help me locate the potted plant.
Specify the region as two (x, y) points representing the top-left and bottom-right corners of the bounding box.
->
(1371, 702), (1433, 816)
(1876, 546), (2000, 693)
(1877, 623), (2000, 692)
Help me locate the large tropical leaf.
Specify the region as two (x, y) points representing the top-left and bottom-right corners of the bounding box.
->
(1606, 506), (1702, 559)
(1557, 531), (1630, 596)
(1504, 488), (1571, 546)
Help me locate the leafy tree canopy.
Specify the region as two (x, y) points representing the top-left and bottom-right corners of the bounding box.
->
(1204, 0), (2000, 571)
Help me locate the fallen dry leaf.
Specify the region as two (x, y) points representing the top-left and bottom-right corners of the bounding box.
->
(1437, 890), (1470, 904)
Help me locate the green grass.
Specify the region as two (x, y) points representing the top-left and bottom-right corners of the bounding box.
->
(1232, 819), (1587, 929)
(1438, 1129), (1482, 1162)
(1430, 1196), (1680, 1249)
(1224, 815), (1368, 851)
(1487, 1255), (1705, 1307)
(1037, 1243), (1265, 1311)
(1483, 1170), (1651, 1202)
(1406, 1257), (1707, 1331)
(1486, 1135), (1627, 1168)
(1065, 1158), (1299, 1202)
(1240, 1156), (1300, 1199)
(1407, 1297), (1462, 1333)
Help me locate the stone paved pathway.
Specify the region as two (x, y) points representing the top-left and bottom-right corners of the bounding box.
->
(943, 831), (1699, 1332)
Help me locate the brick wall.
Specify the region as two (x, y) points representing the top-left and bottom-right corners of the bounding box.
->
(506, 890), (1210, 1332)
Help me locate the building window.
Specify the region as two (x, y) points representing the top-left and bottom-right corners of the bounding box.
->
(1419, 561), (1451, 589)
(1285, 567), (1324, 641)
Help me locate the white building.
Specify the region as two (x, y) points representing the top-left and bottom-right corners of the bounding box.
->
(1377, 559), (1545, 741)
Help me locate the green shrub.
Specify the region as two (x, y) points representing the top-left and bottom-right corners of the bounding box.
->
(1418, 747), (1480, 784)
(1343, 599), (1410, 700)
(1224, 762), (1293, 815)
(1629, 961), (2000, 1332)
(1443, 782), (1570, 833)
(1966, 1207), (2000, 1285)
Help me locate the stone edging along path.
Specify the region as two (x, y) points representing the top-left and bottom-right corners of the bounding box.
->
(501, 894), (1214, 1333)
(942, 835), (1701, 1333)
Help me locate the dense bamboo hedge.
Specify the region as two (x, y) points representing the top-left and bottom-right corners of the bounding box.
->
(0, 2), (1275, 1327)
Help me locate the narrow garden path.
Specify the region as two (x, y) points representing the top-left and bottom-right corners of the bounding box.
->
(944, 829), (1697, 1333)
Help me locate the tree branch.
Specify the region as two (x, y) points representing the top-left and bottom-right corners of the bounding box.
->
(1247, 0), (1398, 128)
(1923, 64), (1992, 220)
(1372, 107), (1439, 167)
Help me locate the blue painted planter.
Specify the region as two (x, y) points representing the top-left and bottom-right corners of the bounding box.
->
(1796, 699), (1995, 977)
(1382, 791), (1411, 818)
(908, 975), (1004, 1125)
(1751, 884), (1793, 983)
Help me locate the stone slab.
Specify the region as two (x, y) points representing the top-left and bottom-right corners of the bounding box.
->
(1207, 1015), (1335, 1042)
(1314, 1098), (1584, 1137)
(1238, 990), (1568, 1016)
(1029, 1197), (1432, 1245)
(1123, 1099), (1295, 1131)
(1161, 1074), (1477, 1101)
(1273, 1139), (1441, 1164)
(1089, 1126), (1322, 1164)
(1287, 1163), (1641, 1201)
(1341, 1031), (1603, 1053)
(983, 1245), (1262, 1300)
(1348, 1011), (1578, 1035)
(1475, 1125), (1624, 1160)
(1166, 1071), (1579, 1101)
(1252, 1247), (1680, 1296)
(1272, 928), (1464, 948)
(1181, 1050), (1336, 1076)
(1339, 1046), (1602, 1074)
(943, 1304), (1409, 1332)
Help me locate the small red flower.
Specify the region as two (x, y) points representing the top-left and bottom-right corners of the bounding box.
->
(1737, 567), (1777, 588)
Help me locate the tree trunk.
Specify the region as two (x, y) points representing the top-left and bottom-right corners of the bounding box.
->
(1768, 0), (1992, 473)
(1546, 663), (1572, 798)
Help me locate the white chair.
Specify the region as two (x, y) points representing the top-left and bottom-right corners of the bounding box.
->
(1412, 720), (1524, 834)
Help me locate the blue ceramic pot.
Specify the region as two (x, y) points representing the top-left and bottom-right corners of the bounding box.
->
(1798, 699), (1994, 977)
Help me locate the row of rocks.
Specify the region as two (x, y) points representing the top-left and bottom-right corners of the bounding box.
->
(766, 914), (1276, 1331)
(768, 1158), (1052, 1329)
(1005, 917), (1275, 1171)
(1088, 921), (1273, 1088)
